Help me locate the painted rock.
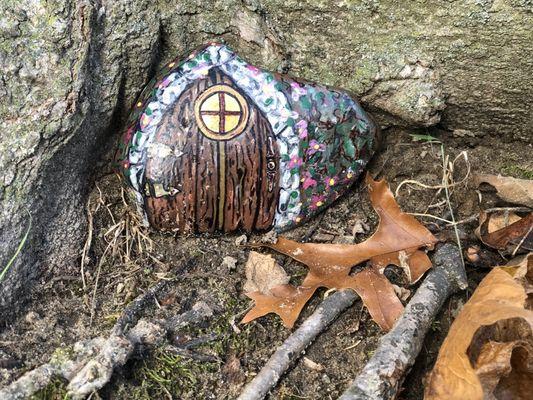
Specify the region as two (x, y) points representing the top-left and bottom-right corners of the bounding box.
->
(117, 43), (379, 233)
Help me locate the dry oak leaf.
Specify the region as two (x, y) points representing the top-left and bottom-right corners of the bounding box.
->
(425, 254), (533, 400)
(242, 175), (438, 331)
(476, 211), (533, 253)
(474, 173), (533, 208)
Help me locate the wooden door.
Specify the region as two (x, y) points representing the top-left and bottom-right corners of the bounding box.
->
(144, 68), (279, 233)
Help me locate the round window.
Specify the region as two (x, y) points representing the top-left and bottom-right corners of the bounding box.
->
(194, 84), (249, 140)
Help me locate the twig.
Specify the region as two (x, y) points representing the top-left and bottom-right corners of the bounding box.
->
(407, 213), (454, 225)
(237, 290), (358, 400)
(511, 224), (533, 257)
(409, 206), (531, 227)
(112, 279), (172, 336)
(454, 206), (530, 225)
(0, 338), (104, 400)
(338, 243), (467, 399)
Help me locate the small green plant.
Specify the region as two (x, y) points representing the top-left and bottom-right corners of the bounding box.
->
(409, 133), (441, 144)
(0, 211), (32, 283)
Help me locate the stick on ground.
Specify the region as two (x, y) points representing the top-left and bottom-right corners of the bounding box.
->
(338, 243), (467, 400)
(237, 289), (358, 400)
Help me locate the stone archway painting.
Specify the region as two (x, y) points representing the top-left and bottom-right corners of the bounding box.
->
(117, 43), (378, 233)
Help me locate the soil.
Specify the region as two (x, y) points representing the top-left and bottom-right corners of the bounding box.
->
(0, 126), (531, 399)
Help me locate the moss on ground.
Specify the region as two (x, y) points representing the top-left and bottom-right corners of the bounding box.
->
(500, 164), (533, 180)
(30, 378), (69, 400)
(130, 348), (218, 399)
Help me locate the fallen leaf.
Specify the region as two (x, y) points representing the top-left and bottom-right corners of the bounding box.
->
(425, 254), (533, 400)
(242, 175), (438, 331)
(474, 173), (533, 208)
(476, 211), (533, 253)
(243, 251), (289, 295)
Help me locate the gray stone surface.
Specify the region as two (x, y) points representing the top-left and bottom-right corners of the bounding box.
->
(0, 0), (531, 322)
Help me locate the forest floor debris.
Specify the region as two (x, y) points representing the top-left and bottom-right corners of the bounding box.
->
(339, 243), (467, 400)
(0, 128), (531, 399)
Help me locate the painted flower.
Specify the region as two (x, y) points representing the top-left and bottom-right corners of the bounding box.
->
(279, 106), (299, 121)
(122, 159), (130, 172)
(194, 65), (210, 76)
(324, 176), (338, 188)
(296, 120), (308, 139)
(290, 81), (307, 101)
(345, 170), (354, 181)
(310, 194), (326, 210)
(307, 139), (325, 155)
(140, 113), (152, 130)
(158, 76), (172, 90)
(288, 155), (303, 169)
(301, 171), (317, 189)
(246, 65), (261, 75)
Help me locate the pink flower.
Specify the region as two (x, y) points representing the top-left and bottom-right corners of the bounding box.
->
(288, 155), (303, 169)
(301, 172), (317, 189)
(324, 176), (337, 188)
(291, 82), (307, 101)
(247, 65), (261, 75)
(310, 194), (326, 210)
(158, 76), (172, 89)
(296, 120), (308, 139)
(307, 139), (325, 155)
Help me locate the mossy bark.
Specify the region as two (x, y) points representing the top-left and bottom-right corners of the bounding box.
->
(0, 0), (531, 321)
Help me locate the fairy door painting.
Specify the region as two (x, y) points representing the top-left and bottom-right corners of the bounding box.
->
(118, 43), (378, 234)
(143, 69), (279, 233)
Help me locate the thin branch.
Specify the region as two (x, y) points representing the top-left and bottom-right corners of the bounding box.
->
(237, 290), (358, 400)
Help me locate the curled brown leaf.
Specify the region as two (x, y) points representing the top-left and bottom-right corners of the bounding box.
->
(425, 254), (533, 400)
(476, 211), (533, 253)
(474, 173), (533, 208)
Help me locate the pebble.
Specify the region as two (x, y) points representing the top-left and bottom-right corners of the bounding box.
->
(24, 311), (41, 324)
(222, 256), (238, 271)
